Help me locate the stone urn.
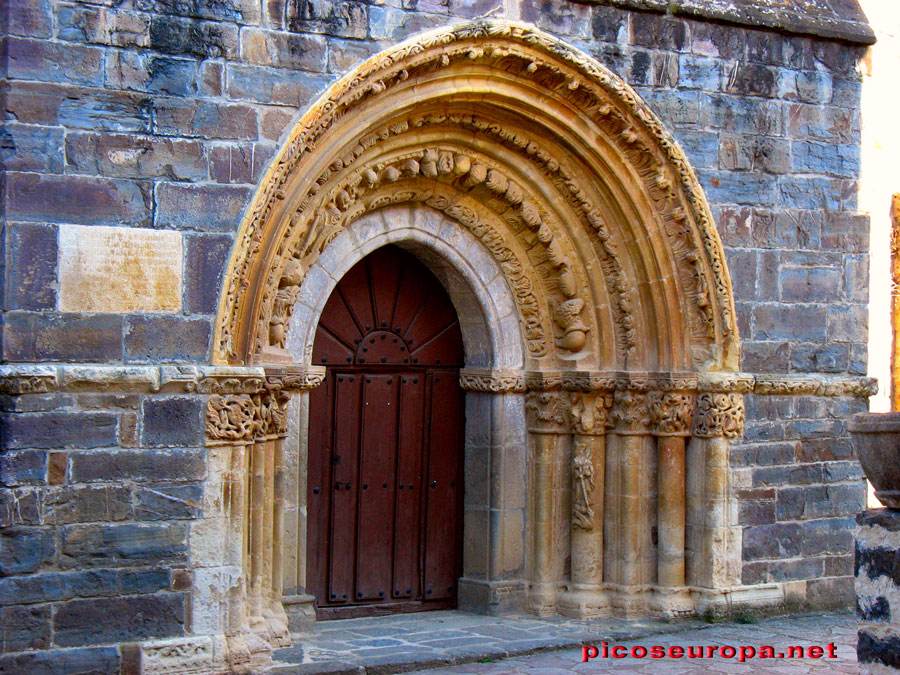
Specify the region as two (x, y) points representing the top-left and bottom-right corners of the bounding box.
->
(849, 412), (900, 508)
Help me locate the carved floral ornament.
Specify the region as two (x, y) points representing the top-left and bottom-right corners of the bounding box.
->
(214, 20), (742, 372)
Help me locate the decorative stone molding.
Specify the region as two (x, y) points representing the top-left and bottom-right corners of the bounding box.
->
(459, 369), (527, 393)
(0, 365), (57, 394)
(691, 393), (745, 438)
(568, 390), (614, 435)
(648, 391), (695, 437)
(752, 374), (878, 397)
(525, 391), (569, 433)
(214, 19), (742, 371)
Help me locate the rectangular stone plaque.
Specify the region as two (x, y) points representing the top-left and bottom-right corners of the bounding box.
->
(59, 225), (183, 313)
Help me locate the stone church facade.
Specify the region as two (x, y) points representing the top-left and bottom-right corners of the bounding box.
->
(0, 1), (878, 673)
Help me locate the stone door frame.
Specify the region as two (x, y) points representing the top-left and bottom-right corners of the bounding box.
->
(208, 19), (751, 671)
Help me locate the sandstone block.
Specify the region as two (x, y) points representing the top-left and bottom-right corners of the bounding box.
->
(7, 173), (152, 226)
(226, 63), (332, 106)
(58, 89), (154, 133)
(240, 28), (327, 71)
(801, 517), (854, 556)
(700, 93), (782, 135)
(141, 397), (205, 448)
(53, 593), (186, 647)
(125, 316), (212, 363)
(58, 225), (182, 313)
(184, 234), (233, 314)
(1, 122), (65, 173)
(106, 53), (203, 97)
(154, 99), (257, 140)
(368, 6), (446, 41)
(822, 211), (869, 252)
(700, 170), (777, 206)
(60, 522), (189, 568)
(520, 0), (592, 38)
(590, 5), (628, 42)
(134, 483), (203, 521)
(134, 0), (261, 24)
(149, 14), (238, 58)
(726, 63), (777, 97)
(740, 341), (790, 372)
(678, 54), (722, 91)
(827, 304), (867, 342)
(792, 140), (859, 177)
(789, 342), (849, 372)
(2, 313), (124, 363)
(57, 5), (151, 48)
(634, 88), (699, 125)
(742, 522), (801, 560)
(44, 485), (133, 525)
(4, 223), (57, 311)
(0, 411), (118, 450)
(0, 569), (117, 605)
(8, 0), (52, 38)
(65, 133), (207, 181)
(285, 0), (367, 37)
(0, 604), (51, 652)
(752, 463), (824, 487)
(70, 448), (206, 483)
(156, 183), (251, 232)
(752, 304), (827, 341)
(719, 134), (790, 174)
(0, 648), (119, 675)
(0, 526), (56, 575)
(7, 36), (103, 86)
(631, 12), (686, 50)
(671, 130), (718, 169)
(780, 265), (844, 303)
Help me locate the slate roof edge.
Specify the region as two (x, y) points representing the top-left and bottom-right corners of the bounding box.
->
(586, 0), (876, 45)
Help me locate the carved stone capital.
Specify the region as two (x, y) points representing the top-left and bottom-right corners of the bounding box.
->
(568, 390), (613, 436)
(648, 390), (695, 437)
(207, 394), (256, 445)
(610, 388), (650, 434)
(691, 392), (744, 438)
(525, 390), (569, 433)
(264, 365), (327, 392)
(459, 369), (526, 393)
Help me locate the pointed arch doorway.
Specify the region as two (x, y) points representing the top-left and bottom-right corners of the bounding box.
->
(306, 245), (466, 618)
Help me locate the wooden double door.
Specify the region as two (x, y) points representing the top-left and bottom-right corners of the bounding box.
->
(307, 246), (465, 618)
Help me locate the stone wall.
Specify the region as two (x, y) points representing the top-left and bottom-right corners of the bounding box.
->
(0, 0), (875, 670)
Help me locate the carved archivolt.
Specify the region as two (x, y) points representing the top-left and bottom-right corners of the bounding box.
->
(214, 20), (740, 372)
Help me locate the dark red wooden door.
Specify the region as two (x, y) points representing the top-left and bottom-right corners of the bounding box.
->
(307, 246), (465, 618)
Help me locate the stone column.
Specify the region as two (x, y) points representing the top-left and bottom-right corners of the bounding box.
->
(648, 382), (695, 616)
(558, 385), (613, 619)
(689, 389), (744, 602)
(525, 388), (568, 616)
(608, 377), (653, 618)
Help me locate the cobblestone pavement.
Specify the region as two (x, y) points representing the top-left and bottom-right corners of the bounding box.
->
(268, 610), (857, 674)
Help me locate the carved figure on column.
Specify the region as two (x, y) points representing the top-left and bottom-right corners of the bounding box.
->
(572, 442), (594, 530)
(647, 391), (694, 436)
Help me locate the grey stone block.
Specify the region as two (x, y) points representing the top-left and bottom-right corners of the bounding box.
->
(53, 593), (186, 647)
(70, 448), (206, 483)
(60, 522), (188, 568)
(0, 604), (51, 651)
(7, 36), (104, 86)
(752, 304), (826, 341)
(0, 647), (120, 674)
(184, 234), (233, 315)
(140, 397), (204, 448)
(801, 517), (854, 556)
(149, 15), (238, 58)
(742, 522), (801, 560)
(631, 12), (686, 51)
(790, 342), (849, 372)
(0, 411), (118, 450)
(0, 569), (118, 605)
(155, 182), (252, 232)
(2, 312), (124, 363)
(125, 315), (212, 363)
(0, 450), (47, 486)
(4, 223), (58, 311)
(134, 482), (204, 521)
(0, 527), (56, 575)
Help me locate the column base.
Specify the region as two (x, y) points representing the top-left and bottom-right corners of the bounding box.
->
(648, 586), (694, 618)
(458, 578), (526, 615)
(558, 585), (611, 619)
(526, 582), (559, 616)
(283, 594), (317, 634)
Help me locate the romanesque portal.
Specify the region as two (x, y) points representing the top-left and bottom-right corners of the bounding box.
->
(207, 19), (751, 669)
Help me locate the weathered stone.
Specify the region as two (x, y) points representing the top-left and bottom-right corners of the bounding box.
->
(0, 411), (118, 450)
(700, 93), (782, 135)
(726, 63), (778, 97)
(54, 594), (186, 647)
(0, 527), (56, 575)
(65, 133), (207, 181)
(155, 183), (251, 232)
(368, 5), (446, 40)
(44, 485), (134, 525)
(634, 88), (699, 125)
(7, 36), (104, 86)
(58, 225), (182, 313)
(260, 106), (297, 141)
(0, 488), (42, 527)
(134, 0), (261, 23)
(677, 54), (722, 91)
(858, 595), (891, 622)
(70, 448), (206, 483)
(149, 15), (238, 58)
(154, 99), (258, 140)
(752, 304), (827, 341)
(740, 341), (790, 372)
(8, 0), (53, 38)
(226, 63), (333, 106)
(57, 5), (151, 48)
(742, 522), (802, 560)
(209, 144), (253, 184)
(288, 0), (368, 38)
(806, 575), (853, 607)
(0, 604), (51, 652)
(134, 483), (204, 521)
(699, 170), (777, 205)
(106, 53), (206, 97)
(60, 522), (189, 568)
(125, 316), (212, 363)
(141, 398), (205, 448)
(822, 211), (869, 252)
(0, 648), (120, 675)
(0, 122), (65, 173)
(792, 140), (859, 177)
(789, 343), (849, 373)
(752, 463), (824, 487)
(0, 450), (46, 486)
(631, 12), (687, 50)
(4, 223), (57, 312)
(6, 173), (152, 226)
(240, 28), (327, 71)
(801, 517), (854, 556)
(719, 134), (790, 173)
(58, 89), (154, 133)
(827, 304), (867, 342)
(184, 234), (234, 315)
(520, 0), (593, 38)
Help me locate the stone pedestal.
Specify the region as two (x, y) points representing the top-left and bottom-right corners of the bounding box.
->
(857, 509), (900, 671)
